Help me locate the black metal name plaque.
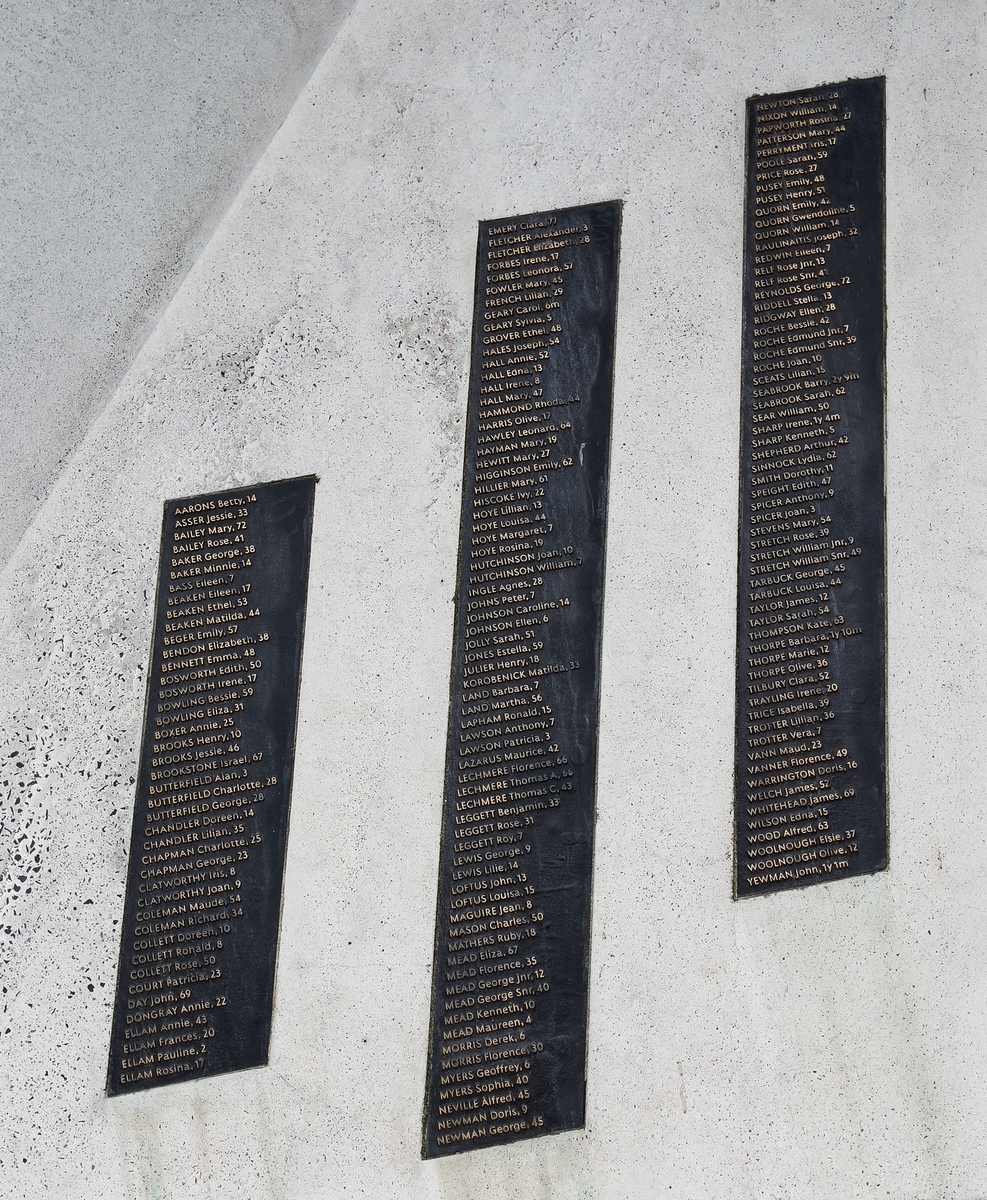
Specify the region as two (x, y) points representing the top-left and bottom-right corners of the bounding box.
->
(107, 475), (316, 1094)
(736, 78), (886, 897)
(423, 202), (620, 1156)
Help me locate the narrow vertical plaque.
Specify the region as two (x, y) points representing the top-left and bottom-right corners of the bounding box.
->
(423, 202), (620, 1156)
(736, 78), (886, 896)
(107, 475), (316, 1093)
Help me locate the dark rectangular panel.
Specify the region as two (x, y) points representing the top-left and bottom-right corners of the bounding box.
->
(107, 475), (316, 1093)
(423, 202), (621, 1156)
(736, 78), (887, 896)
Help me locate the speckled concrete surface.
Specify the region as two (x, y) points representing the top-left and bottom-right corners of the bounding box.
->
(1, 1), (986, 1196)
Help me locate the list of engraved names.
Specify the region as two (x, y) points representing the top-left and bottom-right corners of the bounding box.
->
(107, 477), (315, 1093)
(736, 79), (887, 896)
(424, 202), (620, 1155)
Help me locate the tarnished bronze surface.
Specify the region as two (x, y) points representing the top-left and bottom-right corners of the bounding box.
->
(106, 476), (316, 1093)
(736, 79), (887, 896)
(423, 202), (621, 1156)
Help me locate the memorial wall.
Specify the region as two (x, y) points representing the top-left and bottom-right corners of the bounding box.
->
(1, 2), (986, 1198)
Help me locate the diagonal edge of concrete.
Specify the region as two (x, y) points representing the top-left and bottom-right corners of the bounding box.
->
(0, 0), (362, 573)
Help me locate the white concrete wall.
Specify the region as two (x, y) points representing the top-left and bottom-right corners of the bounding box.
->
(1, 1), (985, 1196)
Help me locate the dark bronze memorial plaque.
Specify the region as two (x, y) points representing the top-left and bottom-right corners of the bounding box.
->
(736, 78), (887, 896)
(107, 475), (316, 1093)
(423, 202), (620, 1155)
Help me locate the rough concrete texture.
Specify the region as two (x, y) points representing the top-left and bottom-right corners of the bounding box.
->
(1, 0), (985, 1196)
(0, 0), (357, 570)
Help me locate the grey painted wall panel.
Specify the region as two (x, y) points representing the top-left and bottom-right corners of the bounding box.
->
(0, 0), (356, 568)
